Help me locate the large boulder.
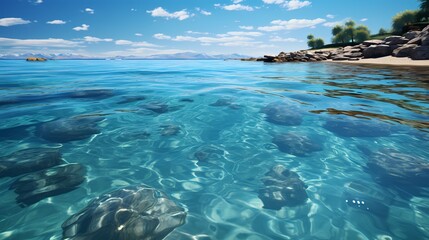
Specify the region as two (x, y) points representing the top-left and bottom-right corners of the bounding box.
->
(363, 44), (392, 58)
(258, 165), (308, 210)
(422, 35), (429, 46)
(392, 44), (418, 57)
(384, 36), (409, 45)
(403, 31), (421, 40)
(410, 46), (429, 60)
(62, 185), (187, 240)
(362, 39), (384, 46)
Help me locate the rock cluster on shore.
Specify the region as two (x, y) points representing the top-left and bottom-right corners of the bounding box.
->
(247, 25), (429, 62)
(26, 57), (47, 62)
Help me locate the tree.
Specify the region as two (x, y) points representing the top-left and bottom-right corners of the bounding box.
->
(331, 20), (370, 43)
(392, 10), (418, 33)
(307, 34), (324, 49)
(355, 29), (370, 42)
(314, 38), (325, 49)
(417, 0), (429, 21)
(378, 28), (388, 35)
(307, 34), (315, 48)
(332, 25), (343, 37)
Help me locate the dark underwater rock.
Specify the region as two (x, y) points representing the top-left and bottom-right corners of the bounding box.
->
(210, 98), (233, 107)
(10, 163), (85, 207)
(258, 165), (308, 210)
(272, 133), (323, 157)
(342, 181), (391, 218)
(68, 89), (114, 99)
(324, 117), (391, 137)
(62, 185), (187, 240)
(179, 98), (194, 103)
(262, 102), (302, 126)
(117, 96), (146, 104)
(160, 124), (181, 136)
(193, 145), (225, 163)
(141, 102), (170, 114)
(36, 116), (104, 143)
(366, 150), (429, 188)
(0, 148), (63, 178)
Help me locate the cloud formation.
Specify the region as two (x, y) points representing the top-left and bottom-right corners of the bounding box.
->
(153, 33), (172, 40)
(47, 20), (66, 25)
(73, 24), (89, 31)
(258, 18), (325, 31)
(262, 0), (311, 11)
(215, 4), (254, 11)
(0, 37), (80, 48)
(115, 40), (159, 47)
(269, 36), (301, 42)
(83, 36), (113, 42)
(0, 18), (31, 27)
(85, 8), (95, 14)
(239, 26), (254, 30)
(147, 7), (191, 20)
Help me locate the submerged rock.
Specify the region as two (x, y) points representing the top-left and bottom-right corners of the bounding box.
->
(36, 116), (104, 143)
(62, 185), (186, 240)
(342, 181), (391, 218)
(117, 96), (146, 104)
(193, 145), (225, 163)
(141, 102), (170, 114)
(262, 102), (302, 126)
(160, 124), (181, 136)
(68, 89), (114, 99)
(0, 148), (63, 178)
(258, 165), (308, 210)
(272, 133), (323, 157)
(366, 150), (429, 188)
(10, 163), (85, 207)
(210, 98), (233, 107)
(324, 117), (391, 137)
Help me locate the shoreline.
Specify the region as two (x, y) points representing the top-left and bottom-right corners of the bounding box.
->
(325, 56), (429, 67)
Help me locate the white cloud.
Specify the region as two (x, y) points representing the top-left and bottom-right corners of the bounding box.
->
(216, 4), (254, 11)
(153, 33), (172, 40)
(239, 26), (254, 30)
(269, 36), (301, 42)
(0, 18), (31, 27)
(35, 0), (43, 4)
(73, 24), (89, 31)
(147, 7), (191, 20)
(222, 31), (263, 37)
(360, 18), (368, 22)
(263, 0), (284, 4)
(47, 20), (66, 25)
(83, 36), (113, 42)
(85, 8), (95, 14)
(284, 0), (311, 10)
(131, 8), (137, 12)
(262, 0), (311, 10)
(233, 0), (243, 3)
(258, 18), (325, 31)
(326, 14), (334, 19)
(0, 37), (80, 48)
(196, 7), (212, 16)
(115, 40), (159, 47)
(186, 31), (209, 35)
(135, 33), (143, 37)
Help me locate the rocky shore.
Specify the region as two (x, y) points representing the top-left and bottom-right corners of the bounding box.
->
(245, 25), (429, 63)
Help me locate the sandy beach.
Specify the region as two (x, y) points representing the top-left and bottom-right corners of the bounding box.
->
(328, 56), (429, 67)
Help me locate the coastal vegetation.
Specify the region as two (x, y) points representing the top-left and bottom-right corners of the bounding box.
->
(331, 20), (371, 44)
(306, 34), (325, 49)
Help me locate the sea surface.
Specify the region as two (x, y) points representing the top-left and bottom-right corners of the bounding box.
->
(0, 60), (428, 240)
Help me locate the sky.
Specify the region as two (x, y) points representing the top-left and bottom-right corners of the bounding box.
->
(0, 0), (421, 57)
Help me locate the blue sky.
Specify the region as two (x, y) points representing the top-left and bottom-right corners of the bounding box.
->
(0, 0), (420, 57)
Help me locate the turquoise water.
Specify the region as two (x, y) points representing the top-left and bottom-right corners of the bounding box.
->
(0, 60), (428, 240)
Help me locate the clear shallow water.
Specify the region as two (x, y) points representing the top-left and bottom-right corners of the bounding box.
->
(0, 60), (428, 240)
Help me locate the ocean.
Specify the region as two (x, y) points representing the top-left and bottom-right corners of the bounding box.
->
(0, 60), (428, 240)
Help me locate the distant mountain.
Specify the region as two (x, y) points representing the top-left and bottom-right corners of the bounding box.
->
(0, 52), (251, 60)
